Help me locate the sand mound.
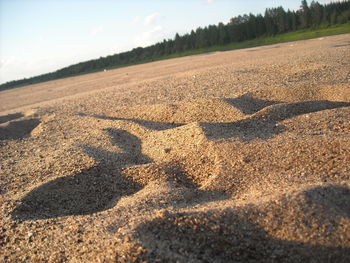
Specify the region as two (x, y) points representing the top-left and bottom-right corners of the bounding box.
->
(2, 85), (350, 262)
(1, 35), (350, 262)
(124, 183), (350, 262)
(96, 98), (247, 126)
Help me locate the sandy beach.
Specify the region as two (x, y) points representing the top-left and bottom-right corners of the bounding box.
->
(1, 34), (350, 262)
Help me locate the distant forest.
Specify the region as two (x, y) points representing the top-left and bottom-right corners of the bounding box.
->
(1, 0), (350, 90)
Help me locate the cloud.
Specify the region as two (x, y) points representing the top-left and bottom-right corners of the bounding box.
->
(144, 12), (160, 26)
(131, 16), (141, 25)
(320, 0), (344, 3)
(0, 60), (4, 69)
(0, 52), (96, 84)
(134, 25), (165, 47)
(202, 0), (216, 5)
(0, 57), (57, 84)
(90, 25), (104, 36)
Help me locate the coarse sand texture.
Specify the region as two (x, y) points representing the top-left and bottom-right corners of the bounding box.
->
(1, 34), (350, 262)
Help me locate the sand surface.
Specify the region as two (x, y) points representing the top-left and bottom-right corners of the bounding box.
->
(1, 34), (350, 262)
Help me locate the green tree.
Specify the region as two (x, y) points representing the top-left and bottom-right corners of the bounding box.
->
(217, 22), (228, 45)
(300, 0), (311, 28)
(255, 14), (266, 37)
(264, 8), (277, 35)
(310, 1), (323, 27)
(330, 10), (338, 25)
(174, 33), (183, 53)
(275, 7), (287, 33)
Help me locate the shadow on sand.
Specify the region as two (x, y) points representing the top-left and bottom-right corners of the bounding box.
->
(12, 98), (350, 220)
(12, 128), (152, 220)
(79, 98), (350, 142)
(77, 112), (183, 131)
(12, 165), (142, 220)
(224, 94), (281, 114)
(0, 112), (24, 124)
(0, 118), (41, 140)
(82, 128), (153, 166)
(202, 100), (350, 141)
(132, 185), (350, 262)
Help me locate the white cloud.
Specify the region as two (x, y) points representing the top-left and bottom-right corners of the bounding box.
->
(133, 25), (165, 47)
(144, 12), (160, 26)
(90, 25), (104, 36)
(0, 52), (97, 84)
(37, 35), (45, 42)
(202, 0), (216, 5)
(320, 0), (344, 3)
(131, 16), (141, 25)
(0, 57), (58, 84)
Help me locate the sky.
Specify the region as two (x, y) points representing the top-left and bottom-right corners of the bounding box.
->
(0, 0), (315, 84)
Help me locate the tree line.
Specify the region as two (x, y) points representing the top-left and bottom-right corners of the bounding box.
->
(1, 0), (349, 90)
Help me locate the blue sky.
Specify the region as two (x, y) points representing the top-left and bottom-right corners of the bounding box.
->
(0, 0), (308, 84)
